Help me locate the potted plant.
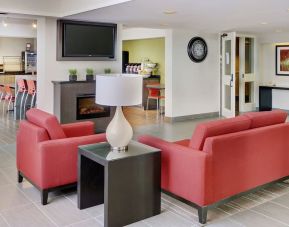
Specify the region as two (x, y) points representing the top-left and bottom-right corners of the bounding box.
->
(68, 69), (77, 81)
(86, 68), (94, 81)
(104, 68), (111, 74)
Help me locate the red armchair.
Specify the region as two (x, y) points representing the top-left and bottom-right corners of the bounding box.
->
(138, 110), (289, 224)
(16, 108), (106, 205)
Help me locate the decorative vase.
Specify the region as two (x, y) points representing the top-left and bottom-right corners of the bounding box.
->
(69, 75), (77, 81)
(86, 74), (94, 81)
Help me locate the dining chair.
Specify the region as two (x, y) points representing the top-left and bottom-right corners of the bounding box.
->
(23, 80), (36, 117)
(15, 79), (28, 120)
(146, 83), (161, 111)
(3, 85), (15, 114)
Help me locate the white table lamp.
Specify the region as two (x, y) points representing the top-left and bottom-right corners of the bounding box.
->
(95, 74), (143, 151)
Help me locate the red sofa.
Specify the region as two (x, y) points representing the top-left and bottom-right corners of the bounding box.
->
(17, 108), (106, 205)
(138, 110), (289, 224)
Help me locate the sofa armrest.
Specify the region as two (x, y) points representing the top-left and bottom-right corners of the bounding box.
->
(37, 133), (106, 189)
(138, 135), (210, 206)
(61, 121), (95, 137)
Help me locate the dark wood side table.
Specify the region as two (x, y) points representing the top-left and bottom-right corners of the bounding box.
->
(259, 85), (289, 111)
(78, 141), (161, 227)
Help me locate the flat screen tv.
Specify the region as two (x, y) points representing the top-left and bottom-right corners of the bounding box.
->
(57, 20), (117, 61)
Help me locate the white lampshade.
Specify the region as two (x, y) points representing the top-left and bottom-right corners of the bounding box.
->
(95, 74), (143, 106)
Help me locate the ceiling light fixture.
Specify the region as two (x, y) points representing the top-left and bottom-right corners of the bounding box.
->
(2, 21), (7, 27)
(32, 22), (37, 28)
(261, 22), (268, 25)
(163, 10), (176, 15)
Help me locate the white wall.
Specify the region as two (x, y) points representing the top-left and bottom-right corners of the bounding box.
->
(0, 23), (36, 38)
(36, 17), (122, 113)
(0, 37), (35, 64)
(122, 28), (167, 41)
(166, 29), (220, 118)
(258, 33), (289, 110)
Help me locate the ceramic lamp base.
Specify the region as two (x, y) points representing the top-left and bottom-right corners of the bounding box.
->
(106, 106), (133, 150)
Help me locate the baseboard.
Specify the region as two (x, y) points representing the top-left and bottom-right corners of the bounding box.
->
(165, 112), (220, 123)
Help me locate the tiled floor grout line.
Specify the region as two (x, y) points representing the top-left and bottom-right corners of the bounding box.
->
(161, 201), (200, 224)
(64, 217), (95, 227)
(31, 201), (59, 227)
(223, 203), (243, 212)
(269, 200), (289, 210)
(93, 217), (104, 226)
(261, 188), (281, 197)
(166, 210), (200, 226)
(161, 197), (198, 218)
(0, 212), (11, 227)
(249, 208), (289, 226)
(11, 183), (60, 227)
(63, 194), (101, 219)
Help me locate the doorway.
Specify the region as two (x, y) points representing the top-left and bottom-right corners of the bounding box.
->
(221, 33), (256, 118)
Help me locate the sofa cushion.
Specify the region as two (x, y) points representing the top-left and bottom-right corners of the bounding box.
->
(26, 108), (66, 140)
(244, 110), (287, 129)
(189, 116), (251, 150)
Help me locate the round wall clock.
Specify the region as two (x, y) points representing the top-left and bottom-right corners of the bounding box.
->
(187, 37), (208, 63)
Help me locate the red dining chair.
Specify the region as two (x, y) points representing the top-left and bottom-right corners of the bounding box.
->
(23, 80), (36, 117)
(3, 85), (15, 113)
(15, 79), (28, 120)
(0, 85), (6, 104)
(146, 83), (162, 110)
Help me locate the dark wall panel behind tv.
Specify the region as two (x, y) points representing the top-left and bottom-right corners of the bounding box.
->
(57, 20), (117, 61)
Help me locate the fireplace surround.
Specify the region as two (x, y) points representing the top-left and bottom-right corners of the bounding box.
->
(52, 80), (114, 132)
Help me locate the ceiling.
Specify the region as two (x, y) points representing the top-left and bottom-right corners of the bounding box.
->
(0, 0), (132, 17)
(67, 0), (289, 34)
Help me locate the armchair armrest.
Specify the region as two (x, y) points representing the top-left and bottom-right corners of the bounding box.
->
(61, 121), (95, 137)
(138, 135), (210, 206)
(37, 133), (106, 189)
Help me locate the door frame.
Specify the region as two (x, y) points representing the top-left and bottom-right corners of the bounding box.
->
(221, 32), (236, 118)
(220, 33), (257, 117)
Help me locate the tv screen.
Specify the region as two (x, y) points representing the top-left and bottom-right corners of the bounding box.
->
(57, 20), (117, 61)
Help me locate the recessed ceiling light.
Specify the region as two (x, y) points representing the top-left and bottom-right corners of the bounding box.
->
(32, 22), (37, 28)
(163, 10), (176, 15)
(261, 22), (268, 25)
(2, 21), (7, 27)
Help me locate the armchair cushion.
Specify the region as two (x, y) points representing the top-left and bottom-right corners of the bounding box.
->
(244, 110), (287, 129)
(61, 121), (95, 137)
(189, 116), (251, 150)
(26, 108), (66, 140)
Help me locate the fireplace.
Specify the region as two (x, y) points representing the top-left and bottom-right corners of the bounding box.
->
(76, 94), (110, 120)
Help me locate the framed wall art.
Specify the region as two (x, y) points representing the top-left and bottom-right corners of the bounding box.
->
(276, 45), (289, 76)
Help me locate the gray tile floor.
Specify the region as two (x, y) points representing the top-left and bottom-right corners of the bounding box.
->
(1, 113), (289, 226)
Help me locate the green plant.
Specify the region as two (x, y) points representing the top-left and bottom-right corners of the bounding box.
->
(68, 69), (77, 76)
(86, 68), (94, 75)
(104, 68), (111, 74)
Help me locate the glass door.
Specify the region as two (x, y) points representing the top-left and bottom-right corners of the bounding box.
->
(222, 32), (236, 118)
(239, 37), (256, 112)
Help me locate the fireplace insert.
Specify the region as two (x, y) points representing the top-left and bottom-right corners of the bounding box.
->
(76, 94), (110, 120)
